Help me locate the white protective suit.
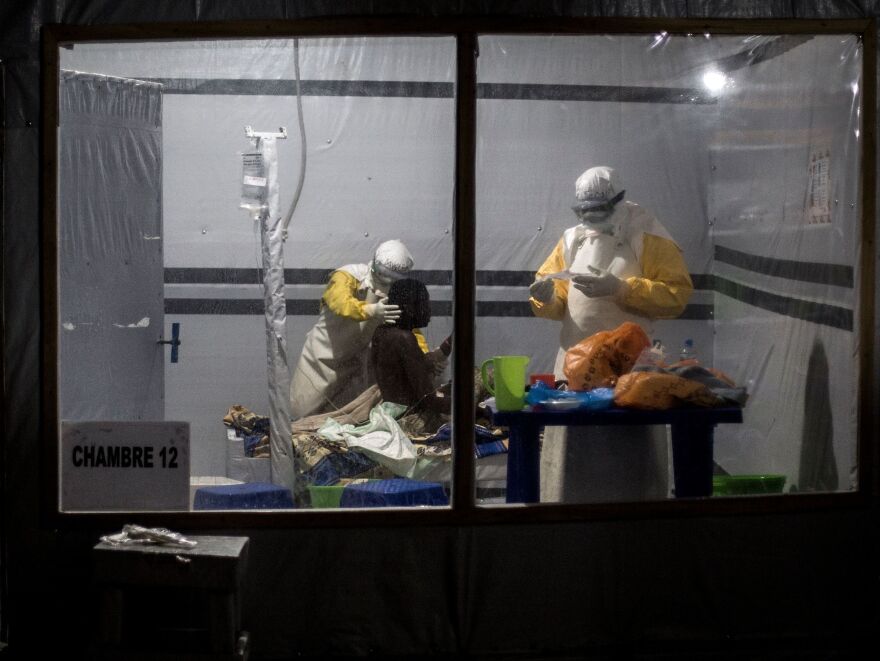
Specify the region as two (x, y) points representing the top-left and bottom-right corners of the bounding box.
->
(291, 241), (418, 419)
(292, 263), (383, 418)
(530, 170), (693, 503)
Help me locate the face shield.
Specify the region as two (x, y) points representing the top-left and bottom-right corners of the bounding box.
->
(571, 189), (625, 224)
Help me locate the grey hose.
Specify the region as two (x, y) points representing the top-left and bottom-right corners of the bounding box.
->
(282, 37), (307, 240)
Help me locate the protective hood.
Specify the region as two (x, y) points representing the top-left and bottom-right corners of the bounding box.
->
(372, 239), (414, 281)
(572, 166), (625, 214)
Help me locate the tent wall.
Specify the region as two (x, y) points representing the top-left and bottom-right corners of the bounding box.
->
(58, 71), (165, 422)
(2, 2), (879, 659)
(708, 36), (861, 491)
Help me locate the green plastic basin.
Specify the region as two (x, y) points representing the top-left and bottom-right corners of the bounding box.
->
(713, 474), (786, 496)
(307, 485), (346, 508)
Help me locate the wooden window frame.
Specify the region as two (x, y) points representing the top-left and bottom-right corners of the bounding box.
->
(40, 16), (877, 528)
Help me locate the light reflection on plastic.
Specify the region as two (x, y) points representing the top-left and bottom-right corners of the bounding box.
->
(701, 69), (728, 93)
(649, 32), (668, 49)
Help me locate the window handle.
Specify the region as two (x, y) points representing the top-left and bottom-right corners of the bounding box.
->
(157, 322), (181, 363)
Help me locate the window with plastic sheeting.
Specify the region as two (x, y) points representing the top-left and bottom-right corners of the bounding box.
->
(48, 35), (458, 514)
(474, 31), (870, 508)
(41, 18), (875, 524)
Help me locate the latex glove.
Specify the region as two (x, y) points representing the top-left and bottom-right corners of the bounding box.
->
(572, 266), (622, 298)
(364, 298), (401, 325)
(529, 278), (556, 303)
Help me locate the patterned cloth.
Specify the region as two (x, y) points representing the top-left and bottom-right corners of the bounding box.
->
(223, 404), (269, 435)
(224, 405), (270, 457)
(291, 431), (393, 485)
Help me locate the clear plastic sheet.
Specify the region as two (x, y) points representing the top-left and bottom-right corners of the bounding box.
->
(57, 37), (457, 499)
(475, 33), (861, 502)
(51, 32), (863, 507)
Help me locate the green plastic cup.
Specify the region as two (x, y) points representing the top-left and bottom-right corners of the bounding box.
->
(481, 355), (530, 411)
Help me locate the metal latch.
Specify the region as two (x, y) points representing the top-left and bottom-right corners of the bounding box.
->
(157, 322), (181, 363)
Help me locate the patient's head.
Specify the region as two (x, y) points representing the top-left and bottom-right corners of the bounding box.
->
(387, 278), (431, 330)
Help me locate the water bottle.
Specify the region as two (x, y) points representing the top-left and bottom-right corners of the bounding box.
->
(679, 338), (697, 362)
(636, 339), (665, 367)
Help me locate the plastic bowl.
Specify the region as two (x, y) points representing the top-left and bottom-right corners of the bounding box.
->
(712, 474), (786, 496)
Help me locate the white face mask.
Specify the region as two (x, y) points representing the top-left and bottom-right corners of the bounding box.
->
(576, 208), (614, 227)
(580, 210), (610, 223)
(372, 273), (393, 296)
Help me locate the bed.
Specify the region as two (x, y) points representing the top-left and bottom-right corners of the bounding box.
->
(223, 389), (509, 502)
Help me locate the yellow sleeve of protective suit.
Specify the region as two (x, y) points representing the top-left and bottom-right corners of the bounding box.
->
(619, 233), (693, 319)
(530, 238), (569, 321)
(412, 328), (429, 353)
(322, 270), (370, 320)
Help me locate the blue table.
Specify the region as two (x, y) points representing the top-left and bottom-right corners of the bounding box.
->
(489, 406), (743, 503)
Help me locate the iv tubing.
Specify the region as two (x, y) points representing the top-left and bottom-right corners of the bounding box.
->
(282, 38), (307, 240)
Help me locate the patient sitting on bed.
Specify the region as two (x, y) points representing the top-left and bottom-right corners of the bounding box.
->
(370, 278), (452, 422)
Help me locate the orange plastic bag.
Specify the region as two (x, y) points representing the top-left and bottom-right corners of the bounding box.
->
(613, 371), (722, 410)
(563, 321), (651, 390)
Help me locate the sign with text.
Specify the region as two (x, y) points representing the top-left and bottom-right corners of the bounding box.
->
(806, 148), (832, 225)
(61, 421), (190, 511)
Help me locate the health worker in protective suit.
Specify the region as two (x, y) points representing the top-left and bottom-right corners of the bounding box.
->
(529, 166), (693, 502)
(291, 239), (420, 419)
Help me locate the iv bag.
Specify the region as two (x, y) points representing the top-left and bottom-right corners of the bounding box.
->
(240, 150), (267, 213)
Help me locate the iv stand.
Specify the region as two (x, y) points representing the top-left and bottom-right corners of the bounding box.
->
(244, 125), (296, 496)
